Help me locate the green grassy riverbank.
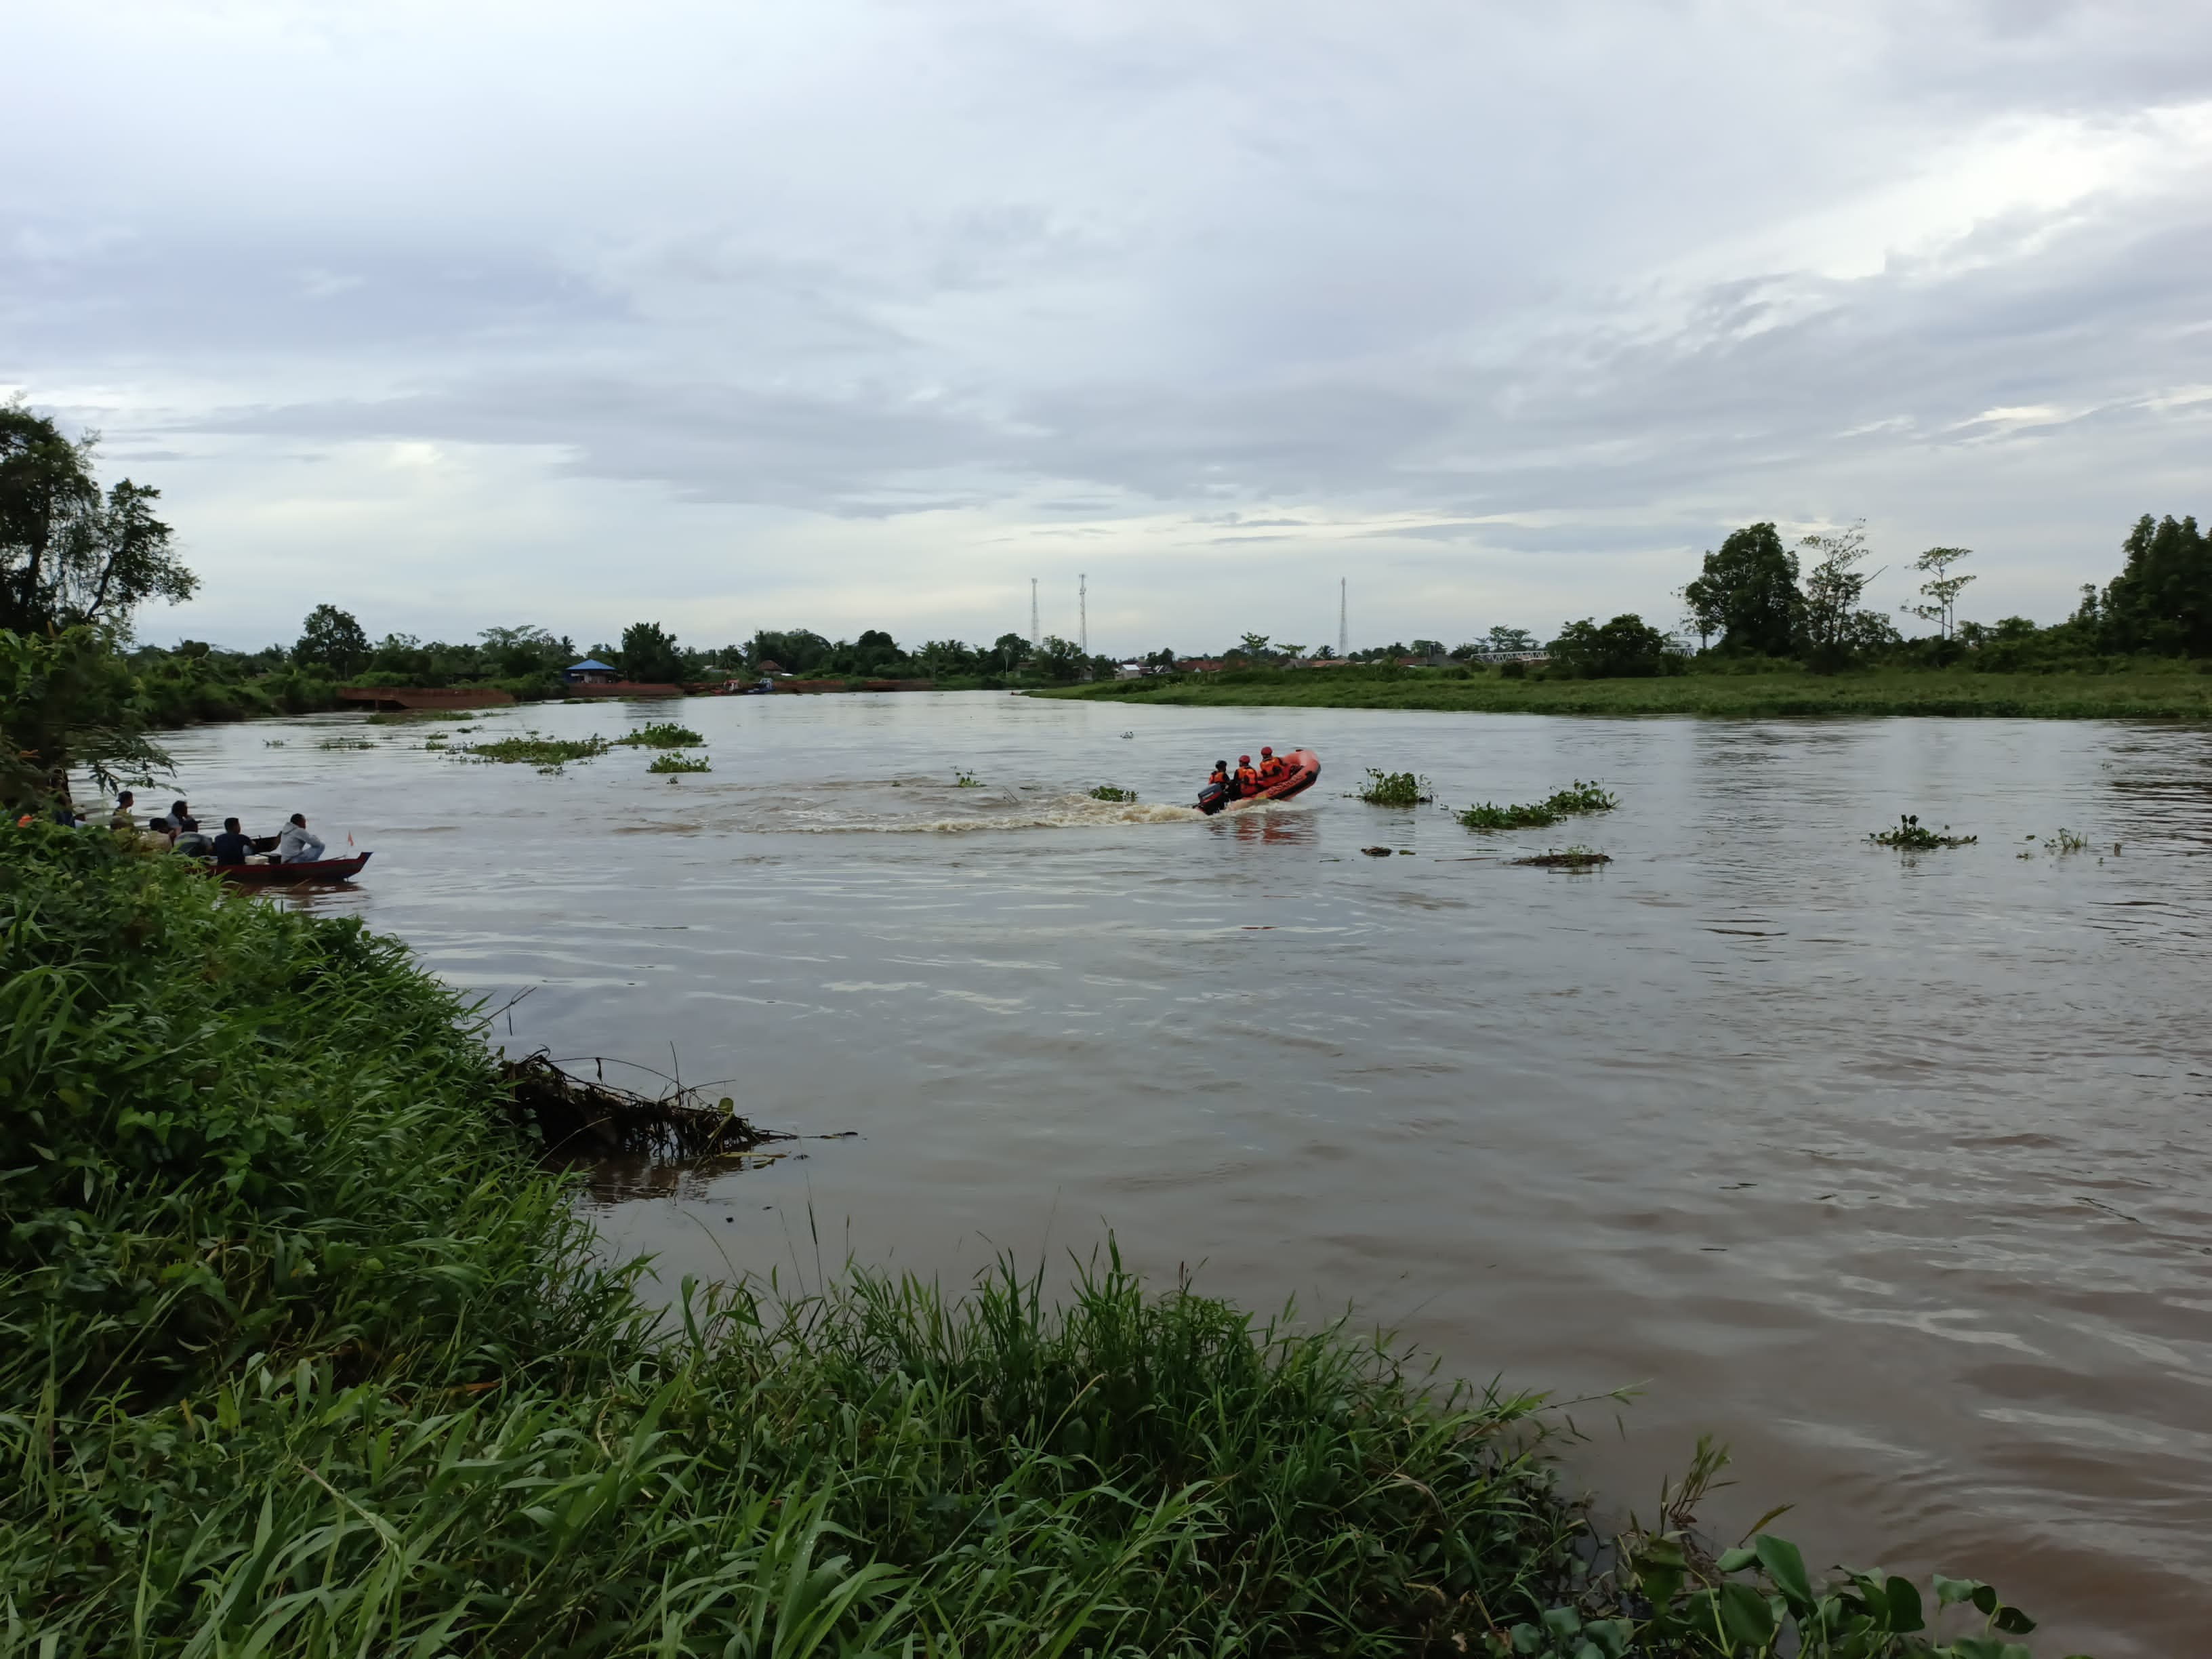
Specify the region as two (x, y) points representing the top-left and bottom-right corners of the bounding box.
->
(1035, 663), (2212, 720)
(1, 827), (2071, 1655)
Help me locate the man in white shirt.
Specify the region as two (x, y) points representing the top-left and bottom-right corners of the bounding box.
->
(276, 814), (327, 863)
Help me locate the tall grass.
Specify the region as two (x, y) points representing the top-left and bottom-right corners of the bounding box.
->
(0, 827), (2072, 1656)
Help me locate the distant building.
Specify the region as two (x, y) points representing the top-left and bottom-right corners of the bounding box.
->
(564, 659), (620, 684)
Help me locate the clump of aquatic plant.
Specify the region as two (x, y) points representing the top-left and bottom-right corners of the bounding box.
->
(1870, 814), (1976, 850)
(1457, 780), (1618, 832)
(1542, 779), (1617, 815)
(954, 766), (981, 787)
(1511, 1441), (2055, 1659)
(457, 732), (612, 773)
(1355, 769), (1433, 806)
(616, 721), (705, 748)
(1459, 799), (1561, 830)
(1089, 783), (1139, 801)
(1513, 846), (1611, 869)
(647, 752), (711, 775)
(315, 735), (377, 750)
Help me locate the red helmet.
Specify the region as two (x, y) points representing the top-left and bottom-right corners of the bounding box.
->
(1238, 755), (1251, 764)
(1261, 747), (1274, 756)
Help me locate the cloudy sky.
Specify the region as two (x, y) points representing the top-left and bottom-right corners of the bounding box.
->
(7, 1), (2209, 655)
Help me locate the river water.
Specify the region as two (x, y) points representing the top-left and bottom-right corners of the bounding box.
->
(155, 691), (2210, 1656)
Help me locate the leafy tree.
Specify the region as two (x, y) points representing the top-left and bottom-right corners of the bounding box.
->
(1677, 579), (1723, 651)
(1237, 632), (1271, 659)
(294, 605), (370, 675)
(1546, 614), (1678, 678)
(1309, 644), (1336, 661)
(1277, 642), (1307, 661)
(750, 629), (832, 673)
(1484, 626), (1537, 654)
(1692, 523), (1801, 656)
(1140, 646), (1180, 671)
(1033, 634), (1088, 681)
(989, 632), (1033, 674)
(916, 639), (979, 678)
(1409, 638), (1444, 660)
(1798, 521), (1887, 670)
(0, 403), (195, 635)
(1904, 547), (1975, 641)
(619, 621), (684, 682)
(479, 624), (571, 679)
(2100, 513), (2211, 656)
(0, 626), (171, 809)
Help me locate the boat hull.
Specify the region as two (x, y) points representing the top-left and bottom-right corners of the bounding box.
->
(1197, 750), (1320, 815)
(217, 852), (373, 885)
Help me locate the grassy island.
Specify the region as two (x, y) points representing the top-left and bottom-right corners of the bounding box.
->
(0, 827), (2066, 1655)
(1033, 662), (2212, 720)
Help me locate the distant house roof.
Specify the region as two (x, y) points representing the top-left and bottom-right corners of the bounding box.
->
(567, 659), (617, 673)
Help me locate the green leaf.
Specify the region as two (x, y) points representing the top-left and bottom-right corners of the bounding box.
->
(1580, 1618), (1630, 1659)
(1716, 1546), (1759, 1574)
(1883, 1574), (1925, 1633)
(1932, 1573), (1984, 1608)
(1753, 1535), (1814, 1609)
(1718, 1581), (1776, 1649)
(1541, 1605), (1583, 1639)
(1992, 1604), (2037, 1635)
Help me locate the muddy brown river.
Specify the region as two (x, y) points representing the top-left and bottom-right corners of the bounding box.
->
(157, 691), (2211, 1657)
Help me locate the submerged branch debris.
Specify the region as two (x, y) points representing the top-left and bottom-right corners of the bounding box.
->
(1513, 846), (1612, 869)
(496, 1051), (784, 1160)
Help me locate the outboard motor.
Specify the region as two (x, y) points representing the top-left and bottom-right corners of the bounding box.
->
(1195, 781), (1229, 815)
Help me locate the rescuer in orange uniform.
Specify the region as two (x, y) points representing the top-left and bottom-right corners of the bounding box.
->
(1233, 755), (1260, 798)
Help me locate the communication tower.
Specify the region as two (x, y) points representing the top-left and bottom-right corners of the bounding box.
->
(1030, 578), (1039, 648)
(1338, 577), (1347, 657)
(1079, 574), (1088, 657)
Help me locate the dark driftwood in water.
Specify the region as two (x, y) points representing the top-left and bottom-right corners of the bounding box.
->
(497, 1052), (784, 1160)
(1511, 851), (1612, 868)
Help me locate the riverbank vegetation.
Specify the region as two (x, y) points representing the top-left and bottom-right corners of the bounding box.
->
(1042, 659), (2212, 719)
(0, 826), (2074, 1654)
(1044, 510), (2212, 718)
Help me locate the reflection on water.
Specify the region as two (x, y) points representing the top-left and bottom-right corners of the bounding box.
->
(152, 692), (2212, 1658)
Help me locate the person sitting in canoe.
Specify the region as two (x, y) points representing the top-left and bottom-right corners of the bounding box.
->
(277, 813), (327, 864)
(1258, 747), (1287, 786)
(211, 817), (255, 867)
(1233, 755), (1260, 798)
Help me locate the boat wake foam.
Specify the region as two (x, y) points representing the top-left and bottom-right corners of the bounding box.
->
(635, 780), (1217, 834)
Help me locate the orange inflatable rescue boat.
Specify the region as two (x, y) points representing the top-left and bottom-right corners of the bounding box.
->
(1195, 749), (1320, 815)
